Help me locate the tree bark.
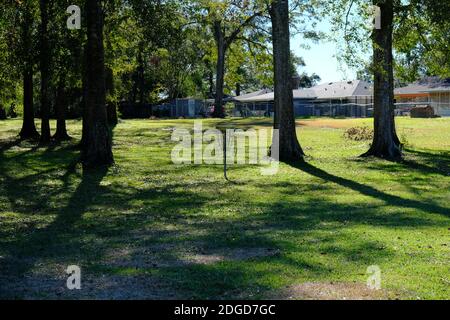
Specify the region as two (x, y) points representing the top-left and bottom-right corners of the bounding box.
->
(213, 21), (226, 118)
(20, 68), (40, 140)
(53, 76), (71, 141)
(81, 47), (89, 149)
(362, 0), (402, 159)
(208, 68), (214, 98)
(270, 0), (304, 162)
(39, 0), (51, 143)
(136, 43), (145, 104)
(19, 7), (39, 140)
(82, 0), (114, 168)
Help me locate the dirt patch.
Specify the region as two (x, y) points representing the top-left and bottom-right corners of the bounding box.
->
(185, 248), (281, 266)
(106, 246), (281, 268)
(274, 282), (393, 300)
(0, 272), (181, 300)
(297, 119), (363, 129)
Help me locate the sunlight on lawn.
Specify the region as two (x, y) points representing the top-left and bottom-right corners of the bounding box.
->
(0, 118), (449, 299)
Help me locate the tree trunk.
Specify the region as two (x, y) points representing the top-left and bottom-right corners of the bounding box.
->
(19, 7), (39, 140)
(137, 45), (145, 104)
(20, 68), (39, 140)
(213, 21), (226, 118)
(39, 0), (51, 143)
(82, 0), (114, 168)
(208, 69), (214, 98)
(81, 30), (89, 149)
(362, 0), (402, 159)
(53, 77), (71, 141)
(270, 0), (304, 162)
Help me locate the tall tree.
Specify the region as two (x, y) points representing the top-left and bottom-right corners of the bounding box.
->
(18, 2), (39, 140)
(362, 0), (401, 159)
(82, 0), (114, 167)
(39, 0), (51, 143)
(53, 0), (85, 141)
(326, 0), (403, 159)
(193, 1), (265, 118)
(270, 0), (304, 161)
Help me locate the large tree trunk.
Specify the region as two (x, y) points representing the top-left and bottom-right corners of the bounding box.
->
(270, 0), (304, 162)
(53, 76), (71, 141)
(82, 0), (114, 168)
(39, 0), (51, 143)
(19, 68), (39, 140)
(81, 48), (88, 149)
(213, 21), (226, 118)
(362, 0), (402, 159)
(19, 7), (39, 140)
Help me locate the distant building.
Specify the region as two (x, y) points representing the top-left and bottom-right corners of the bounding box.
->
(232, 78), (450, 118)
(123, 78), (450, 119)
(232, 80), (373, 118)
(151, 98), (211, 118)
(307, 81), (373, 117)
(394, 77), (450, 117)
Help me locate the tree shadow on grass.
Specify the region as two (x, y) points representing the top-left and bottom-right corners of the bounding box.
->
(0, 138), (23, 153)
(355, 148), (450, 177)
(287, 161), (449, 218)
(0, 165), (108, 276)
(402, 148), (450, 176)
(1, 142), (448, 299)
(110, 193), (405, 299)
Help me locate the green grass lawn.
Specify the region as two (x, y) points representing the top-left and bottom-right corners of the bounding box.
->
(0, 117), (449, 300)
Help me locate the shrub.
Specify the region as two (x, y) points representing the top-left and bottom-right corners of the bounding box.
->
(344, 126), (374, 141)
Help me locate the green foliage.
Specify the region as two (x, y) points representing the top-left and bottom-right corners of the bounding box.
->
(394, 0), (450, 80)
(324, 0), (450, 82)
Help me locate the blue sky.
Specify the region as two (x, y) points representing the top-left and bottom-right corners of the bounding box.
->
(291, 20), (358, 84)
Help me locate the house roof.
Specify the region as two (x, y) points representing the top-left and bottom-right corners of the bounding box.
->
(233, 89), (273, 102)
(395, 77), (450, 95)
(313, 80), (372, 99)
(237, 91), (274, 102)
(233, 80), (373, 103)
(234, 88), (317, 103)
(293, 89), (318, 99)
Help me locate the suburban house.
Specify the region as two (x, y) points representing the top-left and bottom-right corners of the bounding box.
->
(232, 80), (373, 118)
(232, 78), (450, 118)
(394, 77), (450, 117)
(122, 78), (450, 119)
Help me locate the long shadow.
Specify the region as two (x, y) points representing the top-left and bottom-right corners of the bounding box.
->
(0, 138), (23, 153)
(1, 124), (447, 299)
(288, 161), (449, 218)
(1, 166), (108, 277)
(401, 148), (450, 176)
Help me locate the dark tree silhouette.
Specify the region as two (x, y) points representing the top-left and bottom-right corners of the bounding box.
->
(53, 75), (71, 141)
(39, 0), (51, 143)
(19, 4), (39, 140)
(82, 0), (114, 168)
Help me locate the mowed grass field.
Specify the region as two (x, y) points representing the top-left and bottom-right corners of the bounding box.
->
(0, 117), (449, 300)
